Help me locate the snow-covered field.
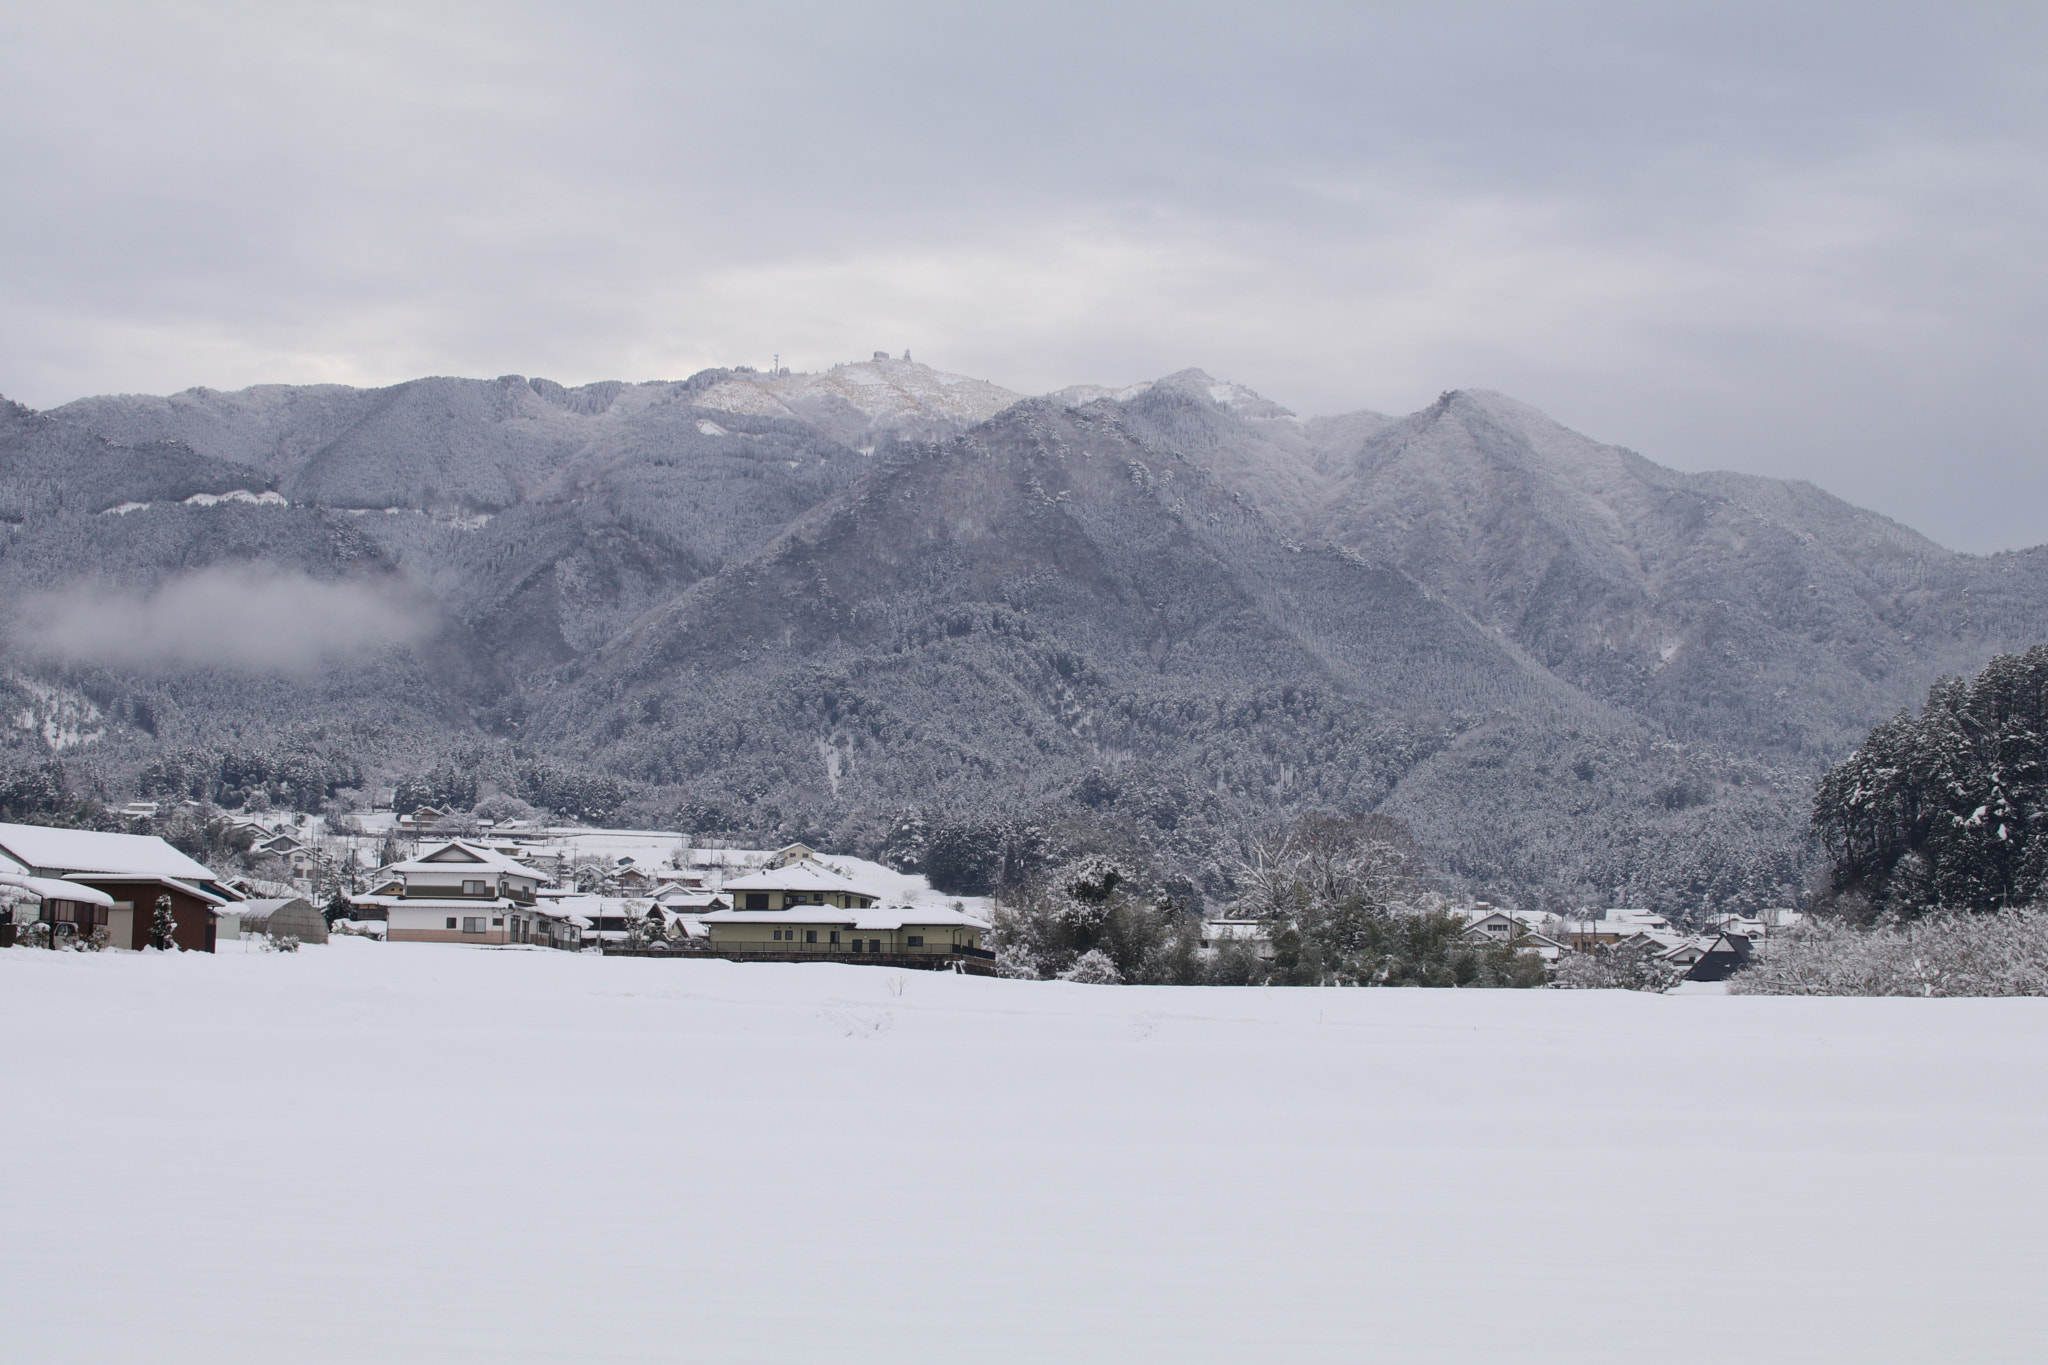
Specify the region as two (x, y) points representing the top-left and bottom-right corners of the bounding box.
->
(4, 943), (2044, 1363)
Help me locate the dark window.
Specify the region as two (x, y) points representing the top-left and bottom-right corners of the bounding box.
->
(829, 931), (840, 944)
(491, 918), (503, 927)
(445, 918), (457, 929)
(805, 930), (818, 943)
(745, 893), (769, 910)
(906, 935), (924, 947)
(869, 939), (882, 953)
(850, 939), (863, 953)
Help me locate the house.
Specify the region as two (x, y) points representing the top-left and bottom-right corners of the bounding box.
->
(1460, 913), (1569, 962)
(652, 888), (728, 914)
(119, 801), (160, 820)
(1657, 939), (1708, 969)
(568, 897), (668, 947)
(1561, 909), (1675, 952)
(251, 832), (319, 879)
(1197, 919), (1275, 960)
(694, 902), (993, 970)
(721, 860), (881, 912)
(611, 866), (656, 893)
(0, 870), (115, 947)
(1685, 932), (1754, 983)
(0, 822), (238, 952)
(765, 842), (822, 870)
(235, 896), (328, 944)
(349, 840), (579, 947)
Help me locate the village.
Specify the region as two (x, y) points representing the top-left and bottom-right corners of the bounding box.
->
(0, 798), (1792, 984)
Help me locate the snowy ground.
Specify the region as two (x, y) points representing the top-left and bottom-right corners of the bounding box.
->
(4, 943), (2044, 1363)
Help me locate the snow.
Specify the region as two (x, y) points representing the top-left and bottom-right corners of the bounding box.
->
(3, 942), (2043, 1363)
(0, 820), (220, 880)
(182, 489), (287, 507)
(689, 358), (1024, 428)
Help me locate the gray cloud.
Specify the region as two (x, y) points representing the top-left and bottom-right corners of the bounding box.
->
(1, 3), (2044, 550)
(16, 567), (435, 674)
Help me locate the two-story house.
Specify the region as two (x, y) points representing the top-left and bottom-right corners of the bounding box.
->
(697, 858), (991, 969)
(365, 840), (577, 948)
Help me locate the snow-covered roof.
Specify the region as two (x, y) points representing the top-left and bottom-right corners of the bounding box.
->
(722, 862), (876, 896)
(0, 872), (114, 906)
(700, 904), (989, 931)
(1200, 919), (1270, 938)
(385, 841), (541, 880)
(0, 822), (218, 881)
(654, 891), (727, 910)
(235, 897), (309, 916)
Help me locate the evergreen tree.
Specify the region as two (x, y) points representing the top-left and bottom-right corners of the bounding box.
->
(149, 893), (179, 951)
(1814, 644), (2048, 918)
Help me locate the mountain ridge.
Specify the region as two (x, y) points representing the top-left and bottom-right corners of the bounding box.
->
(6, 360), (2045, 912)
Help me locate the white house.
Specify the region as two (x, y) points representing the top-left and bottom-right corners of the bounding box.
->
(352, 840), (577, 948)
(1196, 919), (1275, 960)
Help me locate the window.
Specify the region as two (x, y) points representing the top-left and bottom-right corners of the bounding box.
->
(745, 893), (769, 911)
(829, 931), (840, 944)
(445, 917), (458, 929)
(491, 918), (503, 927)
(906, 935), (924, 947)
(869, 939), (882, 953)
(805, 930), (818, 944)
(850, 939), (863, 953)
(463, 880), (486, 896)
(462, 917), (484, 933)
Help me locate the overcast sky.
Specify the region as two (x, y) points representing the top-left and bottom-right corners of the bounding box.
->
(2, 2), (2043, 551)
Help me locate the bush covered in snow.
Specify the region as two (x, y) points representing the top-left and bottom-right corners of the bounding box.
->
(1730, 909), (2048, 996)
(1058, 949), (1123, 984)
(1549, 943), (1683, 992)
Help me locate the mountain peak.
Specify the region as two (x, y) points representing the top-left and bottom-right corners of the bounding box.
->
(686, 357), (1024, 435)
(1049, 368), (1297, 421)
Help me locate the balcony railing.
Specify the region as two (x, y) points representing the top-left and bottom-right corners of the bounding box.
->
(402, 885), (538, 903)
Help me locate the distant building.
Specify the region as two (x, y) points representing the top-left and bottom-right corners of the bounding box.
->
(722, 859), (880, 912)
(1460, 911), (1567, 962)
(695, 902), (992, 969)
(1197, 919), (1275, 960)
(352, 840), (577, 949)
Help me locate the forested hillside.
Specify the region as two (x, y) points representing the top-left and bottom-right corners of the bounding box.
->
(5, 359), (2044, 916)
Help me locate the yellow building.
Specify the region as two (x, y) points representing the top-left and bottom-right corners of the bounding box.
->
(696, 855), (993, 970)
(720, 861), (881, 912)
(698, 903), (989, 959)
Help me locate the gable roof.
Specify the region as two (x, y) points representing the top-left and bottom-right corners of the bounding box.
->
(0, 822), (219, 882)
(385, 840), (541, 880)
(722, 862), (874, 896)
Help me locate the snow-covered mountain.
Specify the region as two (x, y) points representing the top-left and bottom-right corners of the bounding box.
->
(686, 354), (1025, 444)
(8, 359), (2048, 911)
